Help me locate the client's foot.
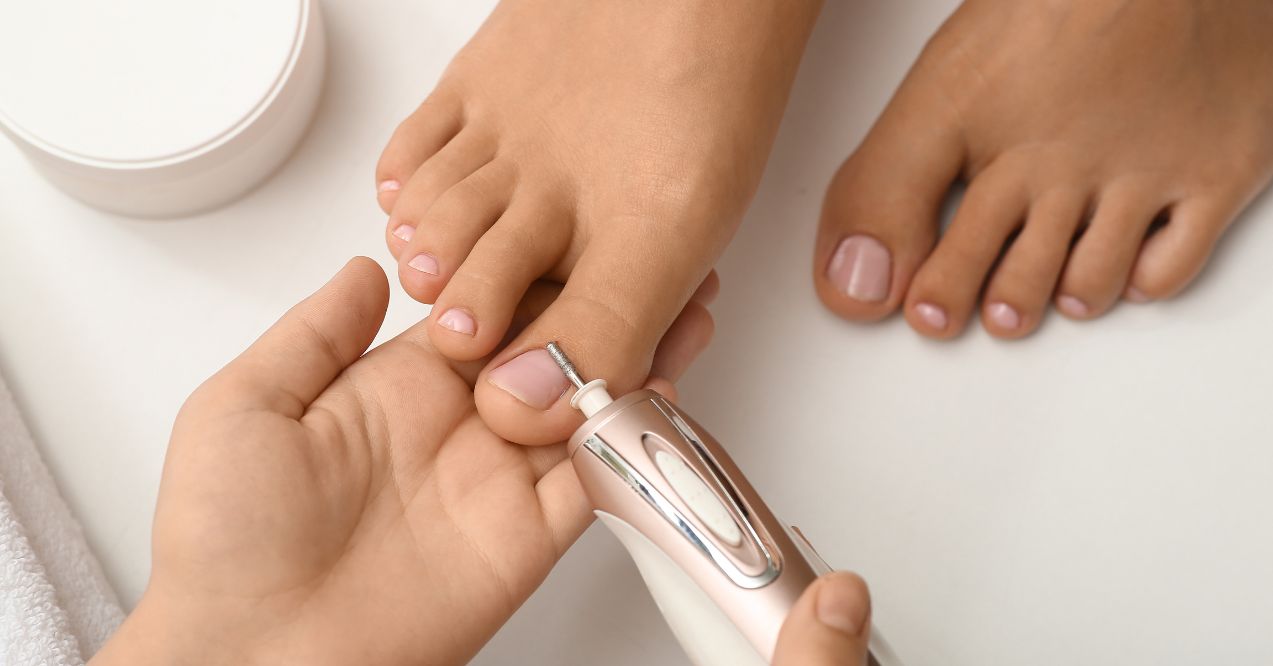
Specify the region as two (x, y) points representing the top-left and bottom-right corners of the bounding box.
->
(814, 0), (1273, 339)
(377, 0), (821, 442)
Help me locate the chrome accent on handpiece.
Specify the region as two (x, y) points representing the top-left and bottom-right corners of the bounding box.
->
(582, 435), (781, 589)
(651, 398), (754, 519)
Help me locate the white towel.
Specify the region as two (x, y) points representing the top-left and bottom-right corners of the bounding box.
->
(0, 374), (123, 665)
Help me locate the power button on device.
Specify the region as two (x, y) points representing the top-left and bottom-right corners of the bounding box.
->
(654, 450), (743, 546)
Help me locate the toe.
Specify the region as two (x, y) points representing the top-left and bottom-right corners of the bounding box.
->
(396, 161), (514, 304)
(903, 165), (1030, 338)
(813, 73), (966, 323)
(475, 228), (710, 446)
(1126, 196), (1240, 301)
(980, 189), (1088, 338)
(1056, 184), (1167, 319)
(375, 93), (465, 214)
(384, 126), (497, 260)
(428, 194), (571, 359)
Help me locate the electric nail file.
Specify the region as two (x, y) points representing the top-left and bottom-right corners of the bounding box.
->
(546, 343), (899, 666)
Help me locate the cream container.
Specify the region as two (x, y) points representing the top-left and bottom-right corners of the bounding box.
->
(0, 0), (326, 218)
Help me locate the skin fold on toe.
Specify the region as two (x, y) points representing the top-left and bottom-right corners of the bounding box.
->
(814, 0), (1273, 339)
(375, 0), (823, 444)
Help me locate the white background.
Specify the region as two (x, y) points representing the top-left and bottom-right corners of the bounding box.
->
(3, 1), (1272, 663)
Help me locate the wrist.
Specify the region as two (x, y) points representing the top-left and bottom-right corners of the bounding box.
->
(90, 593), (265, 666)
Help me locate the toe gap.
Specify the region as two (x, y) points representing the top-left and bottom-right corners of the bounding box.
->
(1144, 206), (1173, 239)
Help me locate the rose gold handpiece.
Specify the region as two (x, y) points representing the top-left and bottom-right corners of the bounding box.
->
(546, 343), (898, 666)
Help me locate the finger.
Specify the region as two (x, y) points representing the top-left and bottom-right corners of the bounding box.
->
(208, 257), (389, 417)
(773, 572), (873, 666)
(690, 270), (721, 306)
(534, 458), (593, 557)
(649, 299), (715, 383)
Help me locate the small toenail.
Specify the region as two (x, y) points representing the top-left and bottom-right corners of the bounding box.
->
(392, 224), (415, 242)
(1125, 287), (1151, 303)
(436, 308), (476, 335)
(986, 302), (1021, 330)
(827, 235), (891, 303)
(407, 253), (439, 275)
(914, 302), (948, 331)
(488, 349), (570, 410)
(378, 179), (402, 193)
(1057, 295), (1090, 318)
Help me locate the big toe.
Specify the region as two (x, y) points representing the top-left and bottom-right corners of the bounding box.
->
(813, 71), (966, 322)
(476, 233), (712, 445)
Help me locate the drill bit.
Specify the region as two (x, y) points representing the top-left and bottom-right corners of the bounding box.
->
(546, 341), (586, 390)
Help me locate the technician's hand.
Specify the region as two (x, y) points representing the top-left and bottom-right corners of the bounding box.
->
(773, 572), (874, 666)
(92, 257), (714, 666)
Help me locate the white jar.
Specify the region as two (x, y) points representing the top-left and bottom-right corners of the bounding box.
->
(0, 0), (326, 218)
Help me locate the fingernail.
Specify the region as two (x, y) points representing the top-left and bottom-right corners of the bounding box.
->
(392, 224), (414, 242)
(986, 302), (1021, 330)
(407, 253), (439, 275)
(826, 235), (891, 303)
(436, 308), (475, 335)
(1057, 295), (1090, 318)
(914, 302), (948, 331)
(488, 349), (570, 410)
(816, 573), (870, 637)
(378, 179), (402, 193)
(1125, 287), (1150, 303)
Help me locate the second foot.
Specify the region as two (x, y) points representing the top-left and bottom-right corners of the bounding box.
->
(814, 0), (1273, 339)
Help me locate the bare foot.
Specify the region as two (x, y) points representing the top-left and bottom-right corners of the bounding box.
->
(814, 0), (1273, 339)
(376, 0), (821, 443)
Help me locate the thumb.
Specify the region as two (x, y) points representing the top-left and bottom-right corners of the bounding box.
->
(772, 572), (872, 666)
(202, 257), (389, 416)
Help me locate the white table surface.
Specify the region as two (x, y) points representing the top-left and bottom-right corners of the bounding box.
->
(4, 1), (1272, 663)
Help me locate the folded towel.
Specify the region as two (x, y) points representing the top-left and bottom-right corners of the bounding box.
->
(0, 374), (124, 665)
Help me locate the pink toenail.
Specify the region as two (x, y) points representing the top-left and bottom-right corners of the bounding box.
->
(436, 308), (476, 335)
(378, 180), (402, 193)
(488, 349), (570, 410)
(1125, 287), (1150, 303)
(986, 302), (1021, 330)
(827, 235), (891, 303)
(392, 224), (414, 242)
(1057, 295), (1090, 318)
(914, 302), (948, 331)
(407, 253), (439, 275)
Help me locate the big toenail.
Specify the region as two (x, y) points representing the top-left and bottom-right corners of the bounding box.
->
(986, 302), (1021, 330)
(378, 179), (402, 193)
(1125, 287), (1151, 303)
(914, 302), (948, 331)
(437, 308), (476, 335)
(1057, 295), (1090, 318)
(407, 253), (440, 275)
(392, 224), (415, 242)
(488, 349), (570, 410)
(827, 235), (891, 303)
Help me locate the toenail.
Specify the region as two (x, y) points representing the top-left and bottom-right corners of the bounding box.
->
(986, 302), (1021, 331)
(378, 179), (401, 193)
(488, 349), (570, 410)
(436, 308), (476, 335)
(914, 302), (948, 331)
(826, 235), (891, 303)
(1125, 287), (1151, 303)
(1057, 295), (1090, 318)
(407, 253), (440, 275)
(392, 224), (414, 242)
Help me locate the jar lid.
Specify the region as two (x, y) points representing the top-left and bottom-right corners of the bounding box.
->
(0, 0), (305, 166)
